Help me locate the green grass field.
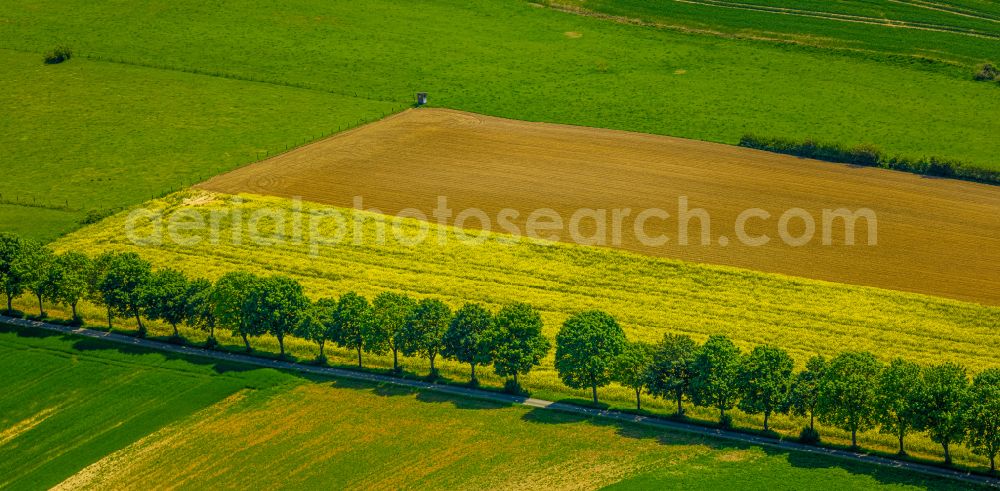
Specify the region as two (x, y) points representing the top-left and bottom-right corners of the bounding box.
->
(0, 49), (398, 241)
(2, 0), (996, 164)
(2, 0), (1000, 242)
(0, 323), (983, 489)
(0, 205), (83, 243)
(546, 0), (1000, 66)
(3, 0), (999, 483)
(39, 191), (1000, 467)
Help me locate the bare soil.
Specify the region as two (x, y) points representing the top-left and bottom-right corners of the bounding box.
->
(198, 109), (1000, 305)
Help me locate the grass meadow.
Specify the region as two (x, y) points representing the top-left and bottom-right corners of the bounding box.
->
(0, 323), (984, 489)
(547, 0), (1000, 67)
(14, 0), (1000, 161)
(38, 191), (1000, 468)
(0, 205), (83, 244)
(0, 49), (399, 241)
(0, 0), (998, 245)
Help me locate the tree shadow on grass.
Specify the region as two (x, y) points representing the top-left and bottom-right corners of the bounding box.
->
(3, 321), (985, 488)
(521, 407), (591, 425)
(518, 406), (982, 490)
(3, 321), (509, 409)
(413, 389), (511, 410)
(551, 396), (612, 410)
(46, 333), (261, 376)
(66, 336), (260, 374)
(345, 377), (513, 410)
(1, 322), (64, 339)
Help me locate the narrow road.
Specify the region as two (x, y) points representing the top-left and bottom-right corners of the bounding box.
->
(4, 315), (997, 488)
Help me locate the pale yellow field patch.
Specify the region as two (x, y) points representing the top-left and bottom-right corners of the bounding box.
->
(53, 382), (703, 489)
(0, 406), (60, 448)
(54, 391), (250, 490)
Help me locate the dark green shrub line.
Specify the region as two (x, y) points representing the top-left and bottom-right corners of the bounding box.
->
(1, 231), (998, 475)
(739, 134), (1000, 186)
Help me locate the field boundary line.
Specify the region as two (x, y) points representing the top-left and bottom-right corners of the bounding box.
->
(192, 108), (417, 186)
(82, 55), (405, 104)
(0, 47), (406, 105)
(0, 196), (82, 213)
(4, 316), (998, 488)
(536, 1), (1000, 62)
(670, 0), (1000, 38)
(889, 0), (1000, 23)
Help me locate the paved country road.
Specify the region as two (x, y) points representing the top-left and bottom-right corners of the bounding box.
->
(3, 315), (998, 488)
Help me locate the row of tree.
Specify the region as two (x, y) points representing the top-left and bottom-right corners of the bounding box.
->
(0, 234), (550, 384)
(0, 233), (997, 472)
(592, 331), (999, 470)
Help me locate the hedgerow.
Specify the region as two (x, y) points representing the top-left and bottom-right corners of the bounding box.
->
(739, 134), (1000, 185)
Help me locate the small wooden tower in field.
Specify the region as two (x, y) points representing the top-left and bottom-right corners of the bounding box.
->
(416, 92), (428, 106)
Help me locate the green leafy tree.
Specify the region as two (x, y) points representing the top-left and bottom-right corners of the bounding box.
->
(489, 302), (549, 388)
(646, 333), (698, 416)
(184, 278), (217, 346)
(555, 310), (627, 404)
(612, 341), (654, 410)
(818, 351), (882, 448)
(52, 252), (92, 321)
(788, 355), (827, 432)
(19, 242), (56, 317)
(442, 303), (495, 385)
(966, 368), (1000, 473)
(297, 298), (337, 361)
(738, 345), (793, 432)
(243, 275), (309, 358)
(914, 362), (969, 465)
(212, 271), (263, 351)
(87, 251), (118, 328)
(99, 252), (153, 336)
(689, 335), (742, 424)
(141, 268), (190, 338)
(372, 291), (417, 372)
(333, 291), (381, 368)
(0, 233), (28, 313)
(400, 298), (452, 376)
(876, 358), (923, 455)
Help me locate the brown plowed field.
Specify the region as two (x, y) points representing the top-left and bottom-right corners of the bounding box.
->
(198, 109), (1000, 305)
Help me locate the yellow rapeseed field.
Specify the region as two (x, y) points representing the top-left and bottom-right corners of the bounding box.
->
(49, 191), (999, 462)
(54, 192), (999, 368)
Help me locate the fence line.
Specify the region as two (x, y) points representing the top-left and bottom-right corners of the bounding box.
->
(0, 193), (83, 213)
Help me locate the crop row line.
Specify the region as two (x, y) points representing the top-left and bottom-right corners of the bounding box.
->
(889, 0), (1000, 24)
(672, 0), (1000, 39)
